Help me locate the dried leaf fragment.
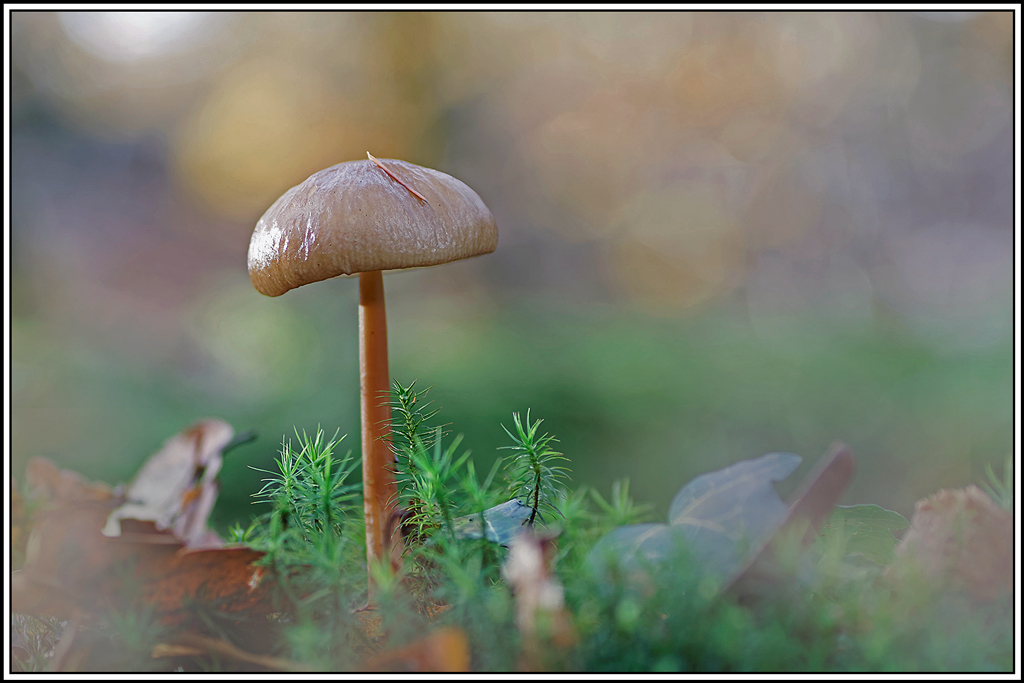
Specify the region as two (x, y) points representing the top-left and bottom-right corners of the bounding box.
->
(15, 508), (272, 624)
(889, 484), (1012, 601)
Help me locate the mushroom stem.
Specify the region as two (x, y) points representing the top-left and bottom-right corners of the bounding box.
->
(359, 269), (402, 590)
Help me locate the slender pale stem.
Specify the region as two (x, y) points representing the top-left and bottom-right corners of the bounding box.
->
(359, 270), (401, 594)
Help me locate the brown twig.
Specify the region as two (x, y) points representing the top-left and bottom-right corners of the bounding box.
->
(152, 632), (310, 672)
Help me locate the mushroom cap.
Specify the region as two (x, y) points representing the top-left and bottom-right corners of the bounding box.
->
(248, 158), (498, 297)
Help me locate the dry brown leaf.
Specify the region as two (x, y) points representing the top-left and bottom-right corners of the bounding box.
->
(103, 419), (235, 547)
(13, 423), (276, 624)
(888, 484), (1012, 601)
(137, 547), (274, 625)
(13, 459), (125, 618)
(12, 498), (137, 618)
(13, 457), (117, 569)
(25, 457), (116, 503)
(361, 627), (471, 673)
(14, 504), (274, 624)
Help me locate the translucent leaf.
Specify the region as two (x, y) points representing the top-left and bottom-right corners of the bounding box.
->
(821, 504), (909, 567)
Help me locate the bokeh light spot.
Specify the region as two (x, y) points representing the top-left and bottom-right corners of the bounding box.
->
(58, 11), (216, 64)
(173, 57), (354, 219)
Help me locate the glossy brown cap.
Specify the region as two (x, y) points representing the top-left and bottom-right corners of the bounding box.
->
(248, 157), (498, 297)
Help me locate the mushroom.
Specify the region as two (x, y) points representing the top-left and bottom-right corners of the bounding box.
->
(248, 154), (498, 591)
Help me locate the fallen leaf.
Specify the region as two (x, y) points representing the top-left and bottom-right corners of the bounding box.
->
(135, 547), (274, 626)
(774, 442), (857, 546)
(818, 504), (910, 567)
(13, 460), (125, 618)
(12, 499), (134, 619)
(12, 457), (117, 569)
(15, 512), (273, 624)
(103, 419), (235, 547)
(587, 443), (857, 595)
(888, 484), (1012, 601)
(588, 451), (802, 582)
(13, 423), (276, 625)
(669, 451), (804, 569)
(24, 457), (116, 504)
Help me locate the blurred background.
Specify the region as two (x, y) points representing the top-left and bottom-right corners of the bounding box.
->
(10, 11), (1015, 529)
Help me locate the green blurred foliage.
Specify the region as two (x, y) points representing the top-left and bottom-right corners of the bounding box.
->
(9, 11), (1014, 535)
(13, 283), (1011, 531)
(388, 295), (1011, 521)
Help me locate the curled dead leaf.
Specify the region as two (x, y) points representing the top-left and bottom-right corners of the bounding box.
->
(103, 419), (235, 547)
(888, 484), (1012, 601)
